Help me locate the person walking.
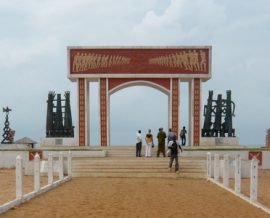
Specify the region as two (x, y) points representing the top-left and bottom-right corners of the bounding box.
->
(145, 129), (153, 157)
(136, 130), (142, 157)
(157, 127), (167, 157)
(180, 126), (187, 146)
(168, 135), (183, 173)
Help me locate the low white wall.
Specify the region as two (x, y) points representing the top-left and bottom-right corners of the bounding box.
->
(213, 159), (251, 178)
(183, 149), (270, 169)
(24, 160), (69, 176)
(0, 151), (29, 168)
(41, 150), (106, 159)
(0, 148), (269, 169)
(263, 152), (270, 169)
(0, 150), (106, 169)
(183, 149), (249, 159)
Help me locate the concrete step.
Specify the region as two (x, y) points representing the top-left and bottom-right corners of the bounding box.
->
(72, 161), (205, 168)
(72, 157), (206, 161)
(72, 168), (205, 173)
(72, 172), (206, 179)
(103, 146), (163, 157)
(72, 159), (205, 164)
(71, 155), (206, 179)
(72, 165), (205, 169)
(72, 163), (205, 167)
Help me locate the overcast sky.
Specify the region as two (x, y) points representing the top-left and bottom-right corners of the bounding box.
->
(0, 0), (269, 146)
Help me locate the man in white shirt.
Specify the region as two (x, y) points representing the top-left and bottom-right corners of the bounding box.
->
(136, 130), (142, 157)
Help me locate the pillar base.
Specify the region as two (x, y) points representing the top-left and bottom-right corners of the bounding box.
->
(200, 137), (239, 147)
(40, 138), (78, 147)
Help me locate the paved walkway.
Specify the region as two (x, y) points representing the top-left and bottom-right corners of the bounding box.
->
(0, 177), (269, 218)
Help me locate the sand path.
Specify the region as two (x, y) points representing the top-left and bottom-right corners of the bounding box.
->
(0, 177), (269, 218)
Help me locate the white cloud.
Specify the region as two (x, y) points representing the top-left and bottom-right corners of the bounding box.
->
(0, 0), (270, 146)
(132, 0), (226, 43)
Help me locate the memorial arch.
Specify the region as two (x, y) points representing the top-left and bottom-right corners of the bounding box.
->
(67, 46), (212, 147)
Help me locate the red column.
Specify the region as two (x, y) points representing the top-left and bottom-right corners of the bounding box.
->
(193, 78), (201, 146)
(78, 78), (86, 146)
(171, 78), (179, 137)
(100, 78), (108, 146)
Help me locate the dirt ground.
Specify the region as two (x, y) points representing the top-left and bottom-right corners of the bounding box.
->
(0, 169), (269, 218)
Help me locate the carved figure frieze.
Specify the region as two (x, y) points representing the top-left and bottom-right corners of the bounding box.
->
(149, 50), (207, 71)
(73, 53), (131, 72)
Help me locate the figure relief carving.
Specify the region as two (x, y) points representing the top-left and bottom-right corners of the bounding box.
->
(149, 50), (207, 72)
(72, 52), (131, 72)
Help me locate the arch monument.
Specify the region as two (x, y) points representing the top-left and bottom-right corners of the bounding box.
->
(67, 46), (212, 147)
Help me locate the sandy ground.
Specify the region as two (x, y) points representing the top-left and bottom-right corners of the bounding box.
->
(229, 170), (270, 208)
(0, 170), (269, 218)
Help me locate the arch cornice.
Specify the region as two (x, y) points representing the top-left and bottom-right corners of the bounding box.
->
(108, 78), (170, 96)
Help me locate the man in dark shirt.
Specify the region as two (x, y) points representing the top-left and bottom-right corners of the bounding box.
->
(157, 128), (167, 157)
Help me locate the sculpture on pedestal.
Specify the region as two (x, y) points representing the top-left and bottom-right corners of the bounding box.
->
(46, 91), (74, 137)
(202, 90), (235, 137)
(2, 107), (15, 144)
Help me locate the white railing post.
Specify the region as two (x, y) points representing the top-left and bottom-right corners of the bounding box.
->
(223, 154), (229, 187)
(16, 155), (23, 199)
(34, 153), (40, 192)
(235, 154), (241, 194)
(214, 154), (220, 181)
(68, 151), (72, 177)
(206, 152), (211, 178)
(250, 157), (258, 202)
(59, 152), (64, 180)
(48, 153), (53, 185)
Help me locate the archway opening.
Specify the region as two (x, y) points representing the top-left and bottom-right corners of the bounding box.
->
(180, 81), (189, 145)
(109, 86), (168, 146)
(89, 81), (100, 145)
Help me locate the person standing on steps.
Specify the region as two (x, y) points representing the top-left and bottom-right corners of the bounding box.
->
(167, 128), (176, 143)
(157, 127), (167, 157)
(180, 126), (187, 146)
(145, 129), (153, 157)
(167, 128), (176, 157)
(136, 130), (142, 157)
(168, 135), (183, 173)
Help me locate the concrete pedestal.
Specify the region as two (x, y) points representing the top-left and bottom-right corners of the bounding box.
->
(200, 137), (239, 147)
(40, 138), (78, 147)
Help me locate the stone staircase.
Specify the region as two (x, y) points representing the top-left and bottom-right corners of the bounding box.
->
(71, 146), (206, 179)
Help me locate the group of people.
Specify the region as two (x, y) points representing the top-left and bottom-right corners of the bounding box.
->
(135, 127), (187, 173)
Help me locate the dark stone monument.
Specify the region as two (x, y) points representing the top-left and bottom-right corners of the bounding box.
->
(46, 91), (74, 137)
(2, 107), (15, 144)
(202, 90), (235, 137)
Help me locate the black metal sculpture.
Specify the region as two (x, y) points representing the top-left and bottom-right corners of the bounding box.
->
(46, 91), (74, 137)
(201, 90), (213, 137)
(2, 107), (15, 144)
(202, 90), (235, 137)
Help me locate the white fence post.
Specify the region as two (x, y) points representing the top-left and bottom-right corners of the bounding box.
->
(34, 153), (40, 192)
(223, 154), (229, 187)
(68, 151), (72, 177)
(16, 155), (23, 199)
(48, 153), (53, 185)
(214, 154), (220, 181)
(250, 157), (258, 202)
(206, 152), (211, 178)
(235, 154), (241, 194)
(59, 152), (64, 180)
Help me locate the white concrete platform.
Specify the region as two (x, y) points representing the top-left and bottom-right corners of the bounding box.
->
(200, 137), (239, 147)
(40, 137), (78, 147)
